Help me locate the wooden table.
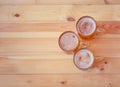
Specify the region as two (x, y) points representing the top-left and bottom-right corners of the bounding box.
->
(0, 0), (120, 87)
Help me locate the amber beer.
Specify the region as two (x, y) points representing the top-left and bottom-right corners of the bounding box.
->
(76, 16), (97, 39)
(58, 31), (80, 53)
(73, 48), (94, 70)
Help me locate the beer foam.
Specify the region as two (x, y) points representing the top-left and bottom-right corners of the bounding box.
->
(74, 49), (94, 69)
(59, 31), (79, 51)
(77, 17), (96, 36)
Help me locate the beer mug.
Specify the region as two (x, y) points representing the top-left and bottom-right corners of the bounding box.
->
(76, 16), (105, 39)
(58, 31), (89, 53)
(73, 48), (104, 70)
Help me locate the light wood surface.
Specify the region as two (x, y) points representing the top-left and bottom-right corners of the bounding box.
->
(0, 0), (120, 5)
(0, 5), (120, 23)
(0, 0), (120, 87)
(0, 74), (119, 87)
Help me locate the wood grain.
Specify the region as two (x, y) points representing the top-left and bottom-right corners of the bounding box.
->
(0, 2), (120, 87)
(0, 0), (35, 5)
(37, 0), (120, 5)
(0, 0), (120, 5)
(0, 57), (120, 74)
(0, 38), (119, 57)
(0, 37), (119, 74)
(0, 74), (119, 87)
(0, 21), (120, 33)
(36, 0), (105, 5)
(0, 5), (120, 23)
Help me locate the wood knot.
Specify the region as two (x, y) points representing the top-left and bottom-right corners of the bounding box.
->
(100, 67), (104, 71)
(109, 82), (112, 87)
(60, 81), (67, 85)
(67, 17), (75, 21)
(104, 0), (109, 4)
(104, 61), (107, 64)
(14, 13), (20, 17)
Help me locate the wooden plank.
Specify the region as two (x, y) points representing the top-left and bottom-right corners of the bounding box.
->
(89, 38), (120, 57)
(0, 0), (35, 5)
(0, 5), (120, 23)
(1, 32), (120, 39)
(0, 74), (119, 87)
(0, 38), (119, 57)
(0, 32), (60, 38)
(0, 56), (120, 74)
(36, 0), (120, 5)
(0, 0), (120, 5)
(36, 0), (104, 5)
(0, 23), (75, 32)
(0, 21), (120, 33)
(106, 0), (120, 4)
(97, 21), (120, 34)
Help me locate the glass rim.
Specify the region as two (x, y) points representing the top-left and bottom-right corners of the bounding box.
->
(58, 31), (80, 52)
(76, 16), (97, 37)
(73, 48), (95, 70)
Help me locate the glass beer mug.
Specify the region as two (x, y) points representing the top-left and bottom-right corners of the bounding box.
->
(58, 31), (80, 53)
(76, 16), (105, 39)
(73, 48), (104, 70)
(73, 48), (94, 70)
(58, 31), (88, 53)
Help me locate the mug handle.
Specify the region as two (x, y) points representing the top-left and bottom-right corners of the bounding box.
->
(94, 56), (105, 62)
(96, 28), (105, 33)
(80, 41), (89, 48)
